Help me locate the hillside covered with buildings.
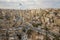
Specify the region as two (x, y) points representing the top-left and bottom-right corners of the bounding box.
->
(0, 9), (60, 40)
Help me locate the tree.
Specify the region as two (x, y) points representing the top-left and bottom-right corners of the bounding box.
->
(27, 29), (32, 38)
(17, 34), (22, 40)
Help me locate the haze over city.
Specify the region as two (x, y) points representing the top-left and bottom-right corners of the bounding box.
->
(0, 0), (60, 9)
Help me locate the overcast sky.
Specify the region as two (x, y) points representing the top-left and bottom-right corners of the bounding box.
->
(0, 0), (60, 9)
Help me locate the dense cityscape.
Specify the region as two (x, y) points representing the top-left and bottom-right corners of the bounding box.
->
(0, 9), (60, 40)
